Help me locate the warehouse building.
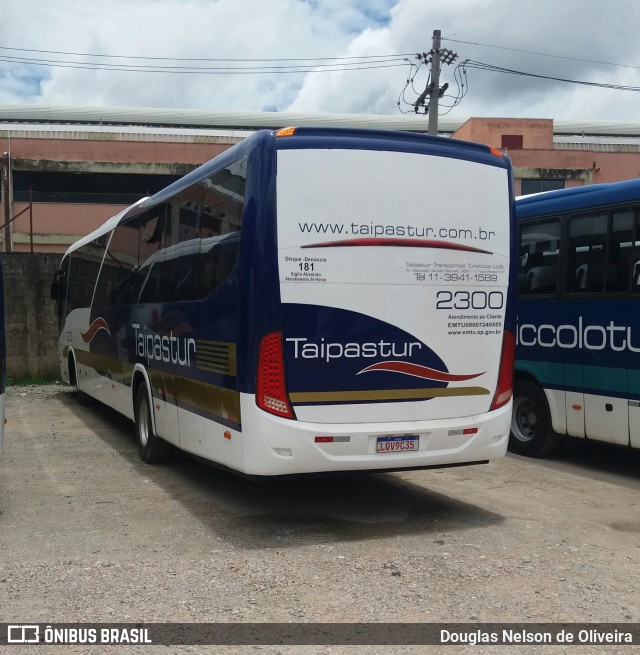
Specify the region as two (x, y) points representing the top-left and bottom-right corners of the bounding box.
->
(2, 105), (640, 253)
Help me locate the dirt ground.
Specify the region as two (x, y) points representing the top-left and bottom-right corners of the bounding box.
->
(1, 384), (639, 654)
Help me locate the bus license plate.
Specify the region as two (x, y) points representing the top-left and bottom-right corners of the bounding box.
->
(376, 435), (418, 453)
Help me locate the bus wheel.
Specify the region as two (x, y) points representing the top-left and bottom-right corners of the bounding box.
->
(69, 355), (91, 406)
(77, 385), (91, 406)
(134, 384), (172, 464)
(509, 380), (563, 457)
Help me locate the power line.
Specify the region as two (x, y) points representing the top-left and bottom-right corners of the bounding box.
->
(0, 48), (413, 76)
(444, 37), (640, 72)
(0, 54), (410, 75)
(0, 44), (414, 64)
(464, 59), (640, 92)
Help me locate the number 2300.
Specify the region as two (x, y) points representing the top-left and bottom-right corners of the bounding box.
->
(436, 290), (504, 310)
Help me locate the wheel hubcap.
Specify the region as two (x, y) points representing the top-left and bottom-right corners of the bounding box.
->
(138, 397), (150, 447)
(512, 397), (538, 443)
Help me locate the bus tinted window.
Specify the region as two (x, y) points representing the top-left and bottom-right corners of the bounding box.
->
(55, 255), (71, 331)
(162, 190), (202, 302)
(197, 158), (245, 298)
(200, 158), (246, 240)
(94, 217), (146, 306)
(136, 206), (170, 304)
(609, 210), (635, 292)
(67, 237), (108, 313)
(197, 233), (241, 299)
(518, 219), (560, 295)
(567, 213), (608, 293)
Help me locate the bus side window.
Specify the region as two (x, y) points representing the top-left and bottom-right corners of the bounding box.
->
(567, 213), (608, 293)
(518, 219), (560, 296)
(196, 158), (246, 299)
(197, 234), (240, 299)
(93, 222), (141, 307)
(574, 253), (616, 292)
(68, 238), (107, 312)
(633, 260), (640, 291)
(135, 191), (202, 304)
(568, 210), (636, 294)
(609, 210), (635, 293)
(53, 257), (70, 330)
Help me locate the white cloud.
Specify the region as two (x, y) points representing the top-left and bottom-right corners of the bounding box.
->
(0, 0), (639, 121)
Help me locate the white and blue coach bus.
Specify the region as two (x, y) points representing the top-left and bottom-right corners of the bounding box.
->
(53, 127), (515, 476)
(512, 178), (640, 456)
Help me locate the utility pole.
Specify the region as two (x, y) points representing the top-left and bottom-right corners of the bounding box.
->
(427, 30), (442, 136)
(1, 152), (11, 253)
(414, 30), (458, 135)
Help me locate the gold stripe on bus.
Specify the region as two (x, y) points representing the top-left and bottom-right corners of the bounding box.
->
(197, 363), (232, 374)
(197, 351), (230, 360)
(195, 340), (237, 375)
(75, 350), (240, 425)
(154, 371), (241, 424)
(289, 386), (491, 404)
(195, 364), (234, 374)
(76, 350), (134, 385)
(197, 353), (232, 366)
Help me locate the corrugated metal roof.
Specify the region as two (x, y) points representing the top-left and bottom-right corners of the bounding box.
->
(0, 104), (445, 132)
(0, 122), (250, 144)
(2, 105), (640, 138)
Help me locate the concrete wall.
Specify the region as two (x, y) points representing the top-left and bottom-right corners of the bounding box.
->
(3, 253), (62, 378)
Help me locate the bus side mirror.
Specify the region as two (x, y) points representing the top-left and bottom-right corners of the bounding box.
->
(50, 281), (60, 300)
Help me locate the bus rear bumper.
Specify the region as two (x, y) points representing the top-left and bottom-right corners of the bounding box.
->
(239, 397), (512, 476)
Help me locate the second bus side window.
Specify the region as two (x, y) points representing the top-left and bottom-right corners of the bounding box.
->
(567, 210), (637, 294)
(196, 158), (246, 299)
(518, 219), (561, 295)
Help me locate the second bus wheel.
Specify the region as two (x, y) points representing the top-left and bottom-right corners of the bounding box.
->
(134, 384), (172, 464)
(509, 379), (563, 457)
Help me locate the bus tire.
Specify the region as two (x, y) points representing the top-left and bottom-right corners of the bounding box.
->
(509, 380), (563, 457)
(134, 383), (172, 464)
(69, 354), (91, 406)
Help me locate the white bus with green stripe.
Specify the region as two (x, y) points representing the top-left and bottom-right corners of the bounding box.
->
(513, 178), (640, 456)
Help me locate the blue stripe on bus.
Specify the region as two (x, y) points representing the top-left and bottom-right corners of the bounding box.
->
(516, 359), (640, 400)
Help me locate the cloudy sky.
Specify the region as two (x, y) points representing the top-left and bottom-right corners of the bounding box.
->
(1, 0), (638, 121)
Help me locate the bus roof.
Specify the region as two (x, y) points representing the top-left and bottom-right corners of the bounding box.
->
(516, 178), (640, 220)
(63, 127), (511, 259)
(140, 127), (510, 210)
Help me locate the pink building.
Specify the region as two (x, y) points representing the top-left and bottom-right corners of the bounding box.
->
(2, 107), (640, 253)
(453, 118), (640, 195)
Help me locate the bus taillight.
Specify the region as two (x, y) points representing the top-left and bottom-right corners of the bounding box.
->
(256, 331), (296, 419)
(490, 329), (515, 410)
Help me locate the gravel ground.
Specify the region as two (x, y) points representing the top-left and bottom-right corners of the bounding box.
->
(1, 384), (639, 654)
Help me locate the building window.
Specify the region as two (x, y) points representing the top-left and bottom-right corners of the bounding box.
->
(520, 179), (565, 196)
(501, 134), (523, 150)
(13, 171), (180, 204)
